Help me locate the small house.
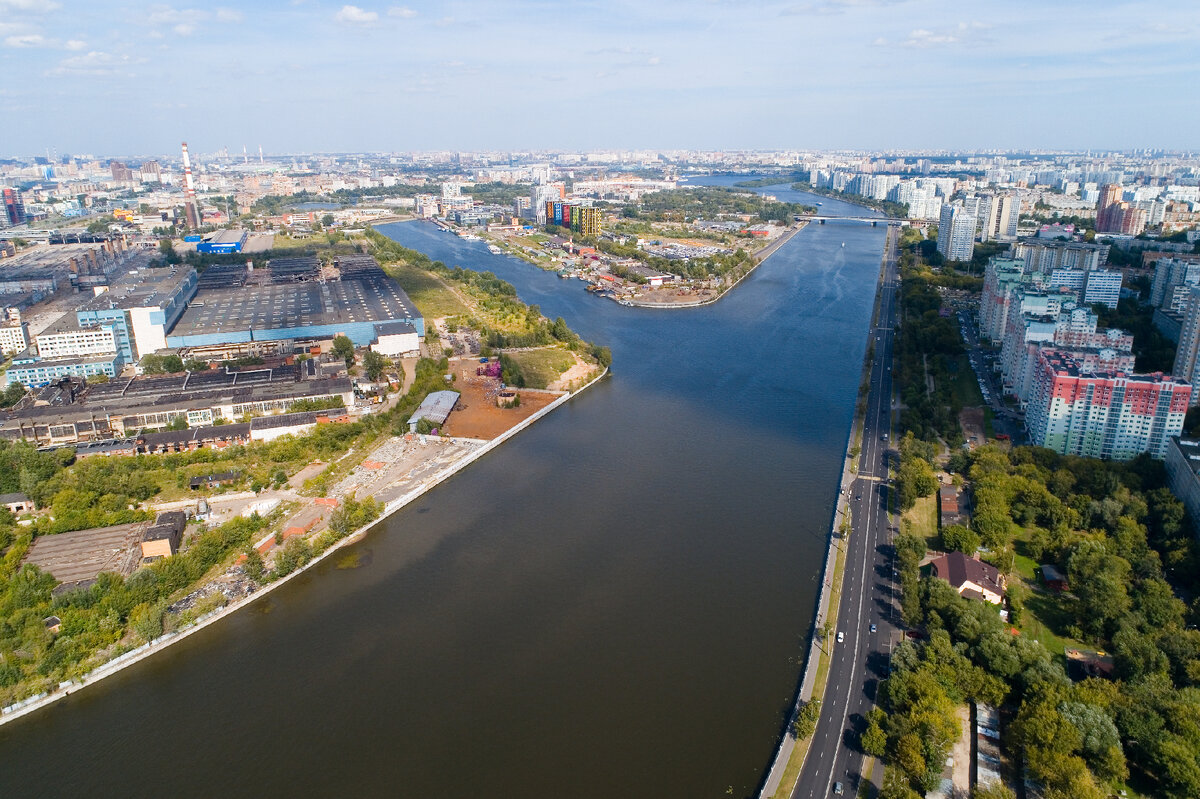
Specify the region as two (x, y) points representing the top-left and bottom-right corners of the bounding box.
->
(1039, 564), (1069, 592)
(189, 471), (241, 490)
(140, 510), (187, 562)
(44, 615), (62, 634)
(0, 492), (32, 514)
(927, 551), (1006, 605)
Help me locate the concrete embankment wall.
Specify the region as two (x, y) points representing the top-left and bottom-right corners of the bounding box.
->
(0, 368), (608, 728)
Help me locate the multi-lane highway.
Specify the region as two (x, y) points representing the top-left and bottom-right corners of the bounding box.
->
(793, 223), (902, 798)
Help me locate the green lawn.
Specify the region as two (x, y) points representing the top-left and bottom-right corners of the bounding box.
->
(904, 494), (939, 549)
(947, 354), (985, 408)
(1022, 591), (1084, 657)
(507, 347), (575, 389)
(380, 261), (470, 318)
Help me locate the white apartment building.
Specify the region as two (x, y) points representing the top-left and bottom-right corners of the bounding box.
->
(35, 324), (119, 359)
(937, 203), (976, 262)
(1083, 270), (1122, 309)
(0, 322), (29, 355)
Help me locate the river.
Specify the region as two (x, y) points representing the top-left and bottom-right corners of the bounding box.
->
(0, 182), (886, 798)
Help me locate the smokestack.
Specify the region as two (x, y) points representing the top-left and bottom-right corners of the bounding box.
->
(258, 145), (264, 164)
(243, 145), (248, 164)
(181, 141), (200, 230)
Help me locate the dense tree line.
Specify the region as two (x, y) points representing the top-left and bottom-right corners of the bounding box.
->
(886, 445), (1200, 798)
(625, 186), (814, 225)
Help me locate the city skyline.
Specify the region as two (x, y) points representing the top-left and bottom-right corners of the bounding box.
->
(3, 0), (1200, 156)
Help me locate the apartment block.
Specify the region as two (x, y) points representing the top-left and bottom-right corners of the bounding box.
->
(1025, 349), (1189, 460)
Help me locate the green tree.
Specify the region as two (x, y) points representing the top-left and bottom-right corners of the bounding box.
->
(940, 524), (980, 555)
(243, 548), (265, 582)
(898, 456), (938, 511)
(332, 334), (355, 365)
(363, 349), (387, 382)
(862, 708), (888, 756)
(321, 213), (335, 227)
(791, 698), (821, 739)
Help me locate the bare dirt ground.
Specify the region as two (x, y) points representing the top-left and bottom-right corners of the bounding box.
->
(442, 371), (560, 439)
(547, 352), (597, 391)
(959, 407), (986, 448)
(630, 285), (719, 305)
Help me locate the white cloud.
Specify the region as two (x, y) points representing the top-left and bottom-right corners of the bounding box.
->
(647, 56), (661, 65)
(388, 6), (416, 18)
(902, 28), (956, 47)
(335, 5), (378, 24)
(64, 39), (86, 50)
(434, 16), (456, 27)
(900, 21), (989, 48)
(0, 0), (61, 11)
(3, 34), (45, 47)
(216, 8), (244, 22)
(49, 50), (139, 77)
(174, 23), (196, 35)
(872, 37), (888, 46)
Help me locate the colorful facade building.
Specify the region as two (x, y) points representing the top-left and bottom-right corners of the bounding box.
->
(1025, 349), (1190, 460)
(544, 202), (600, 237)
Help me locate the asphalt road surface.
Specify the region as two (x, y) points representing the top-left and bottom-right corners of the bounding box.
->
(792, 224), (902, 799)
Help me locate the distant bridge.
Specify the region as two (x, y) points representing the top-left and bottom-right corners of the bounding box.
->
(794, 215), (923, 226)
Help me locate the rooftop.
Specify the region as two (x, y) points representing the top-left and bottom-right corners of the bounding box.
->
(410, 390), (459, 427)
(170, 258), (418, 337)
(78, 265), (196, 312)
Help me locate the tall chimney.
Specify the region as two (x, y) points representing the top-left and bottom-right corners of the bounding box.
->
(181, 141), (200, 229)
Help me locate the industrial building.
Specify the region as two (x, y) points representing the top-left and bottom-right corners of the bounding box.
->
(167, 255), (423, 349)
(0, 360), (353, 444)
(75, 265), (198, 360)
(196, 229), (249, 254)
(408, 390), (459, 432)
(371, 320), (420, 356)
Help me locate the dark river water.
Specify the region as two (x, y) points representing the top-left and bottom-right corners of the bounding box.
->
(0, 181), (885, 798)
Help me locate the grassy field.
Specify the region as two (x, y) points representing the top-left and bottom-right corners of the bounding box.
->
(947, 354), (985, 408)
(1010, 530), (1086, 657)
(381, 261), (470, 318)
(507, 347), (576, 389)
(903, 494), (939, 549)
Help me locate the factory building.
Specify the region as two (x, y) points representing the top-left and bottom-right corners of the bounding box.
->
(75, 266), (198, 360)
(6, 353), (124, 387)
(196, 229), (249, 254)
(166, 255), (423, 349)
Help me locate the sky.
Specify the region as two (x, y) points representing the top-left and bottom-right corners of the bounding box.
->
(2, 0), (1199, 158)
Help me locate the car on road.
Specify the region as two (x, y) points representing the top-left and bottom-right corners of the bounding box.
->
(836, 631), (844, 643)
(869, 623), (877, 633)
(833, 782), (844, 795)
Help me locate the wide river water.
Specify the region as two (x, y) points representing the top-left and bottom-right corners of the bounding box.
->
(0, 180), (885, 798)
